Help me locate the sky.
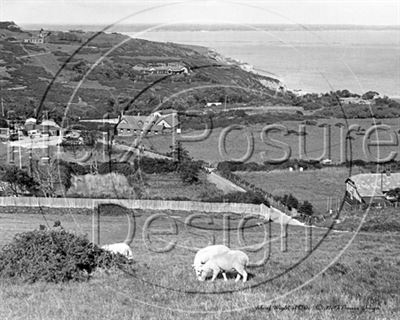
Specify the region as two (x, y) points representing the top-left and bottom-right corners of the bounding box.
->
(1, 0), (400, 26)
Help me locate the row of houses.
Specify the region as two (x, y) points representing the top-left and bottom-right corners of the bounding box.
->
(117, 109), (179, 136)
(23, 29), (46, 44)
(24, 118), (61, 136)
(79, 109), (180, 137)
(132, 62), (189, 76)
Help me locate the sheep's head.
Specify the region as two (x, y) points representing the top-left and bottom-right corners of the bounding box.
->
(195, 264), (211, 281)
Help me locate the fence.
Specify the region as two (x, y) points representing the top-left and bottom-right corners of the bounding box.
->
(0, 197), (303, 226)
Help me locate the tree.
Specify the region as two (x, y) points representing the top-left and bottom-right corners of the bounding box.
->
(32, 161), (72, 197)
(178, 161), (201, 184)
(362, 91), (379, 100)
(282, 193), (299, 210)
(299, 200), (314, 216)
(1, 166), (38, 196)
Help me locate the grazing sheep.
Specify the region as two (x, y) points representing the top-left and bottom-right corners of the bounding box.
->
(198, 250), (249, 282)
(101, 242), (133, 260)
(193, 245), (230, 280)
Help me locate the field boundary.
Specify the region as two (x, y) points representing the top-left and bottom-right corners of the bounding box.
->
(0, 197), (303, 226)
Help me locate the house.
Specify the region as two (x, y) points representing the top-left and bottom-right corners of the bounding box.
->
(206, 102), (222, 107)
(321, 158), (332, 165)
(23, 37), (44, 44)
(345, 172), (400, 206)
(24, 118), (37, 132)
(38, 120), (61, 136)
(117, 110), (179, 136)
(132, 62), (189, 76)
(23, 28), (46, 44)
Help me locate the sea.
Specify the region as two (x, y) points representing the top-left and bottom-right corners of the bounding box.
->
(128, 29), (400, 98)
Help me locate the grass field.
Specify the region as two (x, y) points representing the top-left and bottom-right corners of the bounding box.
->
(143, 118), (400, 164)
(236, 167), (361, 215)
(1, 209), (399, 319)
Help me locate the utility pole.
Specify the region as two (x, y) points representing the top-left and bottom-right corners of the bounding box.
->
(1, 97), (4, 117)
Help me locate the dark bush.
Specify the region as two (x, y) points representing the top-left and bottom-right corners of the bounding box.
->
(299, 200), (314, 216)
(205, 191), (269, 206)
(282, 193), (299, 210)
(138, 157), (177, 174)
(98, 161), (137, 176)
(178, 160), (202, 184)
(0, 226), (132, 283)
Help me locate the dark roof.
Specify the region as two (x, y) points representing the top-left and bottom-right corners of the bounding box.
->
(118, 113), (178, 131)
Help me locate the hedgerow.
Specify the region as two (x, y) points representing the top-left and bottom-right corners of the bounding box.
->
(0, 224), (132, 283)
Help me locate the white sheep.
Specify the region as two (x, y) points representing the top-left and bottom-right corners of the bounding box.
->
(193, 245), (230, 280)
(101, 242), (133, 260)
(197, 250), (249, 282)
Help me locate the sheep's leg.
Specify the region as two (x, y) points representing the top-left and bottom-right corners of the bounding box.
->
(234, 264), (248, 283)
(235, 274), (241, 282)
(211, 268), (219, 282)
(222, 272), (228, 281)
(241, 270), (248, 282)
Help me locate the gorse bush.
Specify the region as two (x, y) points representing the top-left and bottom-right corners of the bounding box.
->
(0, 225), (132, 283)
(205, 191), (269, 206)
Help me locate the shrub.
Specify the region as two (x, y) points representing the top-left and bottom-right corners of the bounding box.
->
(282, 193), (299, 210)
(1, 166), (38, 196)
(299, 200), (314, 216)
(0, 224), (132, 283)
(178, 160), (202, 184)
(205, 191), (269, 206)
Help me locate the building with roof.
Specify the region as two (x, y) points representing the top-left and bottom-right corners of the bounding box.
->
(23, 29), (46, 44)
(132, 62), (189, 76)
(24, 118), (37, 132)
(345, 172), (400, 206)
(38, 120), (61, 136)
(117, 111), (179, 136)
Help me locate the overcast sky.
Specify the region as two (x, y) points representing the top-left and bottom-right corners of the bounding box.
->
(1, 0), (400, 26)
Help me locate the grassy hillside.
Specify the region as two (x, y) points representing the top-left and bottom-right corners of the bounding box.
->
(0, 21), (283, 124)
(237, 167), (355, 215)
(0, 210), (399, 319)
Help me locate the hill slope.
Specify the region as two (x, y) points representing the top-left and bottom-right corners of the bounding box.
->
(0, 21), (284, 123)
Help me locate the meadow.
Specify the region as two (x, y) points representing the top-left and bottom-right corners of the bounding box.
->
(144, 118), (400, 164)
(236, 167), (359, 215)
(0, 208), (399, 319)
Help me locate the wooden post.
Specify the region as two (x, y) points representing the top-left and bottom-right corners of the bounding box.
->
(97, 205), (101, 245)
(305, 223), (312, 253)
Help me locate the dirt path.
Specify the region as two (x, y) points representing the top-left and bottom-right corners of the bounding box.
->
(207, 171), (247, 194)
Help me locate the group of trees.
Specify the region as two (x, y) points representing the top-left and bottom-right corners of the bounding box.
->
(276, 193), (314, 216)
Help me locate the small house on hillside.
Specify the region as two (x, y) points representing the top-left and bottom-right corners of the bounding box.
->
(132, 62), (189, 76)
(345, 173), (400, 206)
(117, 110), (179, 136)
(23, 29), (46, 44)
(38, 120), (61, 136)
(206, 102), (222, 107)
(24, 118), (37, 132)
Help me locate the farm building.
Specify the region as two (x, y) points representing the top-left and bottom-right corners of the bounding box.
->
(132, 62), (189, 75)
(205, 102), (222, 107)
(345, 172), (400, 206)
(23, 29), (46, 44)
(24, 118), (37, 132)
(38, 120), (61, 136)
(117, 110), (179, 136)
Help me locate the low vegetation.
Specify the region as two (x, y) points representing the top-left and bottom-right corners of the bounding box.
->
(236, 167), (352, 215)
(0, 222), (132, 283)
(0, 211), (399, 319)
